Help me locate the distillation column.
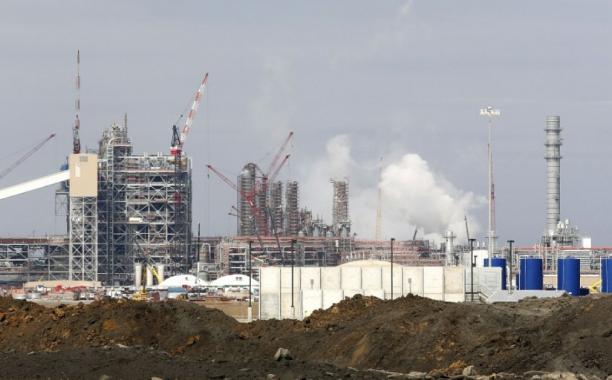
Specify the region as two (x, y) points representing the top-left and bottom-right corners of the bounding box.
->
(545, 116), (562, 236)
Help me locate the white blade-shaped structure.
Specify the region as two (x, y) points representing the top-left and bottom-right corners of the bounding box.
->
(0, 170), (69, 200)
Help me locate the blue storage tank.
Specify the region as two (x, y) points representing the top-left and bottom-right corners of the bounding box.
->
(557, 257), (580, 296)
(602, 257), (612, 293)
(485, 257), (507, 290)
(519, 257), (543, 290)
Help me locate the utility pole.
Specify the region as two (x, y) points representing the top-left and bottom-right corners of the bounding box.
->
(507, 239), (514, 293)
(248, 240), (253, 322)
(390, 238), (395, 300)
(375, 157), (383, 240)
(291, 239), (296, 318)
(480, 106), (500, 259)
(469, 238), (476, 302)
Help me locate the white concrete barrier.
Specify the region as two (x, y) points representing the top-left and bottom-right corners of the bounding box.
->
(259, 261), (476, 320)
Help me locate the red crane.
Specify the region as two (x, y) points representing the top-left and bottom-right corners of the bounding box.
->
(170, 73), (209, 156)
(0, 134), (56, 180)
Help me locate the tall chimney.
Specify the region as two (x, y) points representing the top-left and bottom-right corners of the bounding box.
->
(545, 116), (562, 235)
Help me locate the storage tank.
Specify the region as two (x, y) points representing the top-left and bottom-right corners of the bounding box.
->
(557, 257), (580, 296)
(146, 266), (154, 287)
(484, 257), (507, 290)
(156, 264), (165, 283)
(134, 263), (143, 288)
(519, 257), (543, 290)
(602, 257), (612, 293)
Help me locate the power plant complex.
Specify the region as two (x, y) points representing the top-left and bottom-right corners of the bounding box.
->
(0, 56), (610, 300)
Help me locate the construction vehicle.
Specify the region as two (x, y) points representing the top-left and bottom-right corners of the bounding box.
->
(589, 279), (602, 294)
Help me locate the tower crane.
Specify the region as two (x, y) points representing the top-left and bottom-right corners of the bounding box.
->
(0, 134), (56, 180)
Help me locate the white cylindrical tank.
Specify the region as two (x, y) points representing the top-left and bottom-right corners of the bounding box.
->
(146, 266), (154, 286)
(156, 264), (165, 283)
(134, 263), (143, 288)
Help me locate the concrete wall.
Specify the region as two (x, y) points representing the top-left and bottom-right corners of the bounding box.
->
(259, 262), (470, 320)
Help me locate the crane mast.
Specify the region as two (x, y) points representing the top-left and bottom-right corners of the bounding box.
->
(73, 50), (81, 154)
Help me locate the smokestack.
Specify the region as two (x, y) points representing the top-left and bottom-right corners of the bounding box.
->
(545, 116), (562, 235)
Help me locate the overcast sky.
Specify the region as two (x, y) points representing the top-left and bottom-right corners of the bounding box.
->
(1, 1), (612, 247)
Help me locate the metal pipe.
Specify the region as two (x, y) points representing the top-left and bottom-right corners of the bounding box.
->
(291, 239), (296, 317)
(248, 240), (252, 308)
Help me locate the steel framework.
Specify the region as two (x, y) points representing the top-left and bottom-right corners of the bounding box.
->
(98, 123), (192, 284)
(69, 196), (98, 281)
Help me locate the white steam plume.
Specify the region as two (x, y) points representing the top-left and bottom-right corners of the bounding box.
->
(302, 135), (484, 243)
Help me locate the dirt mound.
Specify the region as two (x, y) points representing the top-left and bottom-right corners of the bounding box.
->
(0, 297), (240, 356)
(238, 294), (612, 377)
(1, 294), (612, 378)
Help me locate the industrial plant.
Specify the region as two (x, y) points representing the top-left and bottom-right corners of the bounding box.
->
(0, 51), (610, 310)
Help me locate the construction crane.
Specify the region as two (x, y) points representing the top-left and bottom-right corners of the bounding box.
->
(169, 73), (209, 264)
(73, 50), (81, 154)
(257, 131), (294, 235)
(170, 73), (209, 157)
(0, 134), (56, 180)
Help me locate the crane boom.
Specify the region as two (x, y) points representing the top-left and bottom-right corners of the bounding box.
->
(181, 73), (208, 144)
(0, 134), (56, 180)
(171, 73), (209, 156)
(268, 154), (290, 183)
(266, 131), (293, 175)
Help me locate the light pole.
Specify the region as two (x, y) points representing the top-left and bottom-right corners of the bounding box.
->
(247, 240), (253, 321)
(469, 238), (476, 302)
(480, 106), (500, 260)
(390, 238), (395, 300)
(291, 239), (296, 318)
(507, 239), (514, 293)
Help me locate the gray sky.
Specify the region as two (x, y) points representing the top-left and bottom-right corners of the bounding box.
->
(1, 1), (612, 247)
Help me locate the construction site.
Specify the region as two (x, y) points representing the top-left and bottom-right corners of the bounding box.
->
(1, 36), (612, 378)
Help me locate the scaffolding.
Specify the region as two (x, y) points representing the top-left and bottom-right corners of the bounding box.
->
(238, 163), (257, 236)
(331, 179), (350, 237)
(270, 181), (283, 235)
(68, 196), (98, 281)
(97, 123), (192, 285)
(0, 237), (69, 283)
(285, 181), (299, 236)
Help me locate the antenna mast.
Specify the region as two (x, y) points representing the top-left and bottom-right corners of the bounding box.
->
(72, 50), (81, 154)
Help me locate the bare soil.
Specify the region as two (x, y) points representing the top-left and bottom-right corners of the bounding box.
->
(0, 294), (610, 379)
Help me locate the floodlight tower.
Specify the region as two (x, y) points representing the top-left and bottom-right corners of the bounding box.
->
(480, 106), (500, 257)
